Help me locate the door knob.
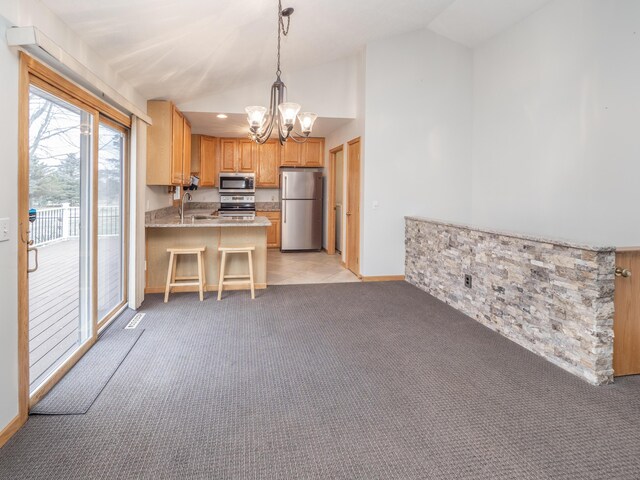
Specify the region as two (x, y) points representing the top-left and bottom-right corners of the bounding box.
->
(615, 267), (632, 278)
(346, 212), (352, 216)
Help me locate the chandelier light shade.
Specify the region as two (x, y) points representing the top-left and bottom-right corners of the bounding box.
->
(278, 102), (301, 128)
(297, 112), (318, 134)
(245, 1), (317, 145)
(245, 106), (267, 129)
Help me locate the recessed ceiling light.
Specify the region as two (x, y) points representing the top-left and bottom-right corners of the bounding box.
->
(217, 113), (228, 119)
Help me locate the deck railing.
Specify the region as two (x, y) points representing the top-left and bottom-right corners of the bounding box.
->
(31, 203), (121, 246)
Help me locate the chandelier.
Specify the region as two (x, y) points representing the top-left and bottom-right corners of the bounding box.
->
(245, 1), (318, 145)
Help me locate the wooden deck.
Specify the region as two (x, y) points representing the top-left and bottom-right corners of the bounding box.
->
(29, 237), (122, 391)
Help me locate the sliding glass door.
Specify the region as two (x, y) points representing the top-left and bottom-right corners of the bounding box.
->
(97, 122), (126, 325)
(23, 58), (130, 401)
(27, 85), (93, 393)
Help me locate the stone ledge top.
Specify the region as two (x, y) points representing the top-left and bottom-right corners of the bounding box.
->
(147, 211), (272, 228)
(405, 216), (616, 253)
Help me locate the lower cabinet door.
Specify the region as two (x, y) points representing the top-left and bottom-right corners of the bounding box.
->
(259, 211), (281, 248)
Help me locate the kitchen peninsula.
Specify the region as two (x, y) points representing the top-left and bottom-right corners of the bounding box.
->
(145, 210), (271, 294)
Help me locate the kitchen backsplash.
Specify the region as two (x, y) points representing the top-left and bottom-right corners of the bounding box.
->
(188, 187), (280, 203)
(145, 201), (280, 223)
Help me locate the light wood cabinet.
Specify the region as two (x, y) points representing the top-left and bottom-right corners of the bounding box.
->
(170, 107), (184, 184)
(302, 138), (324, 167)
(182, 117), (191, 182)
(256, 140), (279, 188)
(215, 137), (324, 186)
(280, 141), (302, 167)
(191, 135), (217, 187)
(219, 138), (237, 173)
(280, 137), (324, 167)
(218, 138), (255, 174)
(259, 211), (281, 248)
(238, 139), (257, 172)
(147, 100), (192, 186)
(217, 138), (280, 188)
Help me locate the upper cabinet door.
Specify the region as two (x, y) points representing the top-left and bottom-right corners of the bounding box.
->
(219, 138), (237, 172)
(302, 138), (324, 167)
(280, 140), (302, 167)
(237, 139), (256, 172)
(200, 136), (217, 187)
(182, 118), (192, 185)
(171, 107), (184, 184)
(256, 140), (279, 188)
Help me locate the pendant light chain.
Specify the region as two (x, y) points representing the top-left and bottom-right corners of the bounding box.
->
(276, 0), (291, 80)
(244, 1), (317, 144)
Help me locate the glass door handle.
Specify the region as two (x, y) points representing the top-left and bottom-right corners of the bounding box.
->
(27, 245), (39, 274)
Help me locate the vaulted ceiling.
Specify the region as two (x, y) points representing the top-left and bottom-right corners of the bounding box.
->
(40, 0), (552, 103)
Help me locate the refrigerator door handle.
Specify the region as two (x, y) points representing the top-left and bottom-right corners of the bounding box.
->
(283, 174), (287, 199)
(283, 200), (287, 223)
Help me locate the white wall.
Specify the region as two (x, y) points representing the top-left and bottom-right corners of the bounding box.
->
(362, 28), (473, 276)
(179, 55), (360, 119)
(471, 0), (640, 246)
(0, 16), (20, 434)
(3, 0), (146, 111)
(145, 186), (173, 212)
(322, 51), (366, 255)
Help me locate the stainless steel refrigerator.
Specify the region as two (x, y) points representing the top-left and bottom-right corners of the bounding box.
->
(280, 169), (323, 251)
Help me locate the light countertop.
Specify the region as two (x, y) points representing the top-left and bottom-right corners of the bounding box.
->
(146, 211), (272, 228)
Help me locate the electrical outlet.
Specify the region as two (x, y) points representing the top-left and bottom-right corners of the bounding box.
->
(0, 218), (8, 242)
(464, 274), (472, 289)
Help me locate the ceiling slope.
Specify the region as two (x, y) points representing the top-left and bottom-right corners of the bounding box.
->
(40, 0), (553, 103)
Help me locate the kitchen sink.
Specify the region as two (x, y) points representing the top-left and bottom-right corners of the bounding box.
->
(189, 214), (218, 223)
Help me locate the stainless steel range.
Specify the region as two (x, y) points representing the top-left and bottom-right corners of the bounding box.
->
(219, 194), (255, 220)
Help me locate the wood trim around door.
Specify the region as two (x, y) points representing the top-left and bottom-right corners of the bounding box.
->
(345, 137), (361, 276)
(17, 49), (30, 426)
(20, 56), (100, 412)
(21, 53), (131, 128)
(16, 53), (132, 429)
(613, 248), (640, 376)
(327, 144), (343, 256)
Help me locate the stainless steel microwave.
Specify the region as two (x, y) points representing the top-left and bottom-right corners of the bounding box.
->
(218, 173), (255, 194)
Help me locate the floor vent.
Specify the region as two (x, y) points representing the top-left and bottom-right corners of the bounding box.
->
(125, 313), (145, 330)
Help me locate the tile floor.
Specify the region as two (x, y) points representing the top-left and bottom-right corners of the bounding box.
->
(267, 250), (361, 285)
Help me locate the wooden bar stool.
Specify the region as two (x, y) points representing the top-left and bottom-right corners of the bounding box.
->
(164, 247), (206, 303)
(217, 246), (255, 300)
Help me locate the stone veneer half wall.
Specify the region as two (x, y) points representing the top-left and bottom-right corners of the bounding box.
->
(405, 216), (616, 385)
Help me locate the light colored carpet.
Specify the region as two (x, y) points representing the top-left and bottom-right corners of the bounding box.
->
(1, 282), (640, 479)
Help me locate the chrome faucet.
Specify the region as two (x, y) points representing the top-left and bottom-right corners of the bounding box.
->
(180, 191), (192, 223)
